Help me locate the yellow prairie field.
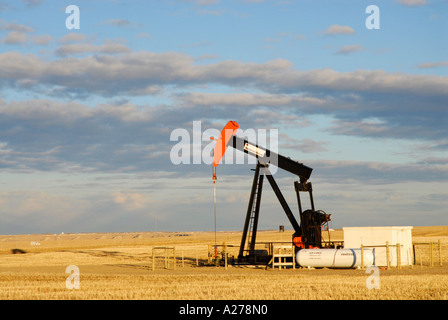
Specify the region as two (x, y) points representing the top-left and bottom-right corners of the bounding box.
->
(0, 226), (447, 300)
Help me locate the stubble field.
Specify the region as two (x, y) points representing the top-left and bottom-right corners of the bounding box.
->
(0, 226), (447, 300)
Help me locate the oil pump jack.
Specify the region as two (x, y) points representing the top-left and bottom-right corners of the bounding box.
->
(212, 121), (332, 264)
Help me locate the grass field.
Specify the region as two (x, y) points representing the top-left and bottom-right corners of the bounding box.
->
(0, 226), (447, 300)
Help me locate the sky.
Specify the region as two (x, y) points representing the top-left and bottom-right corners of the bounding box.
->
(0, 0), (447, 235)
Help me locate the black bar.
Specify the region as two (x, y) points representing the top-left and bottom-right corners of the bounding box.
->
(231, 136), (313, 181)
(249, 173), (264, 255)
(309, 188), (315, 211)
(293, 181), (303, 238)
(294, 181), (303, 216)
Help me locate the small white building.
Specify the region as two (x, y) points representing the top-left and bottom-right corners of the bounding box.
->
(343, 226), (413, 267)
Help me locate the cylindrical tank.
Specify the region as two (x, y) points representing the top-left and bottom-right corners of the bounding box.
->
(296, 248), (375, 268)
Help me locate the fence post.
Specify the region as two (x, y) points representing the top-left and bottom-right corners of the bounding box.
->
(225, 251), (228, 270)
(208, 245), (211, 264)
(293, 245), (295, 269)
(360, 244), (364, 269)
(396, 243), (401, 269)
(152, 247), (155, 271)
(173, 247), (176, 270)
(386, 241), (390, 269)
(438, 240), (442, 266)
(412, 244), (416, 266)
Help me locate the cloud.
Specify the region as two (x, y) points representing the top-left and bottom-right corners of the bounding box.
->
(0, 97), (295, 175)
(0, 21), (34, 32)
(0, 50), (446, 147)
(103, 19), (131, 27)
(313, 159), (448, 185)
(263, 32), (307, 46)
(174, 0), (226, 15)
(196, 0), (220, 5)
(1, 32), (53, 46)
(323, 24), (355, 35)
(135, 32), (152, 40)
(397, 0), (427, 6)
(0, 190), (88, 233)
(417, 61), (448, 69)
(31, 34), (53, 45)
(58, 33), (86, 44)
(0, 3), (14, 12)
(176, 92), (327, 108)
(0, 20), (53, 46)
(0, 188), (163, 234)
(279, 136), (329, 153)
(1, 50), (447, 98)
(0, 96), (446, 179)
(0, 98), (205, 173)
(335, 44), (363, 55)
(113, 191), (152, 209)
(2, 31), (27, 44)
(196, 8), (225, 15)
(267, 68), (448, 97)
(22, 0), (42, 7)
(55, 41), (131, 56)
(0, 190), (74, 218)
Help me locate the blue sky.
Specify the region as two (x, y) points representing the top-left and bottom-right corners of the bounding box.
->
(0, 0), (447, 234)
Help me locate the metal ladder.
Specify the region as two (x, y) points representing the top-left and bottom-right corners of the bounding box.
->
(246, 171), (264, 255)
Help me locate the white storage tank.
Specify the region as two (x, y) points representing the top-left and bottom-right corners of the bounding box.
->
(296, 248), (375, 268)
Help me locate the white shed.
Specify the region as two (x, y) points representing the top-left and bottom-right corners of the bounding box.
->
(343, 226), (413, 267)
